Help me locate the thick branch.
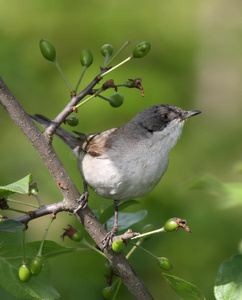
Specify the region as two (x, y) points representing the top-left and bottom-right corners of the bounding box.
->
(0, 77), (153, 300)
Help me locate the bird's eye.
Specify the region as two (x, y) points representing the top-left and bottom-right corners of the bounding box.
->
(162, 113), (168, 120)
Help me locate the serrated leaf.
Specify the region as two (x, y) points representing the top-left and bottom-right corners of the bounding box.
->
(107, 210), (147, 231)
(0, 243), (59, 299)
(214, 254), (242, 300)
(0, 174), (32, 199)
(0, 219), (24, 232)
(98, 200), (139, 225)
(28, 240), (78, 258)
(163, 273), (205, 300)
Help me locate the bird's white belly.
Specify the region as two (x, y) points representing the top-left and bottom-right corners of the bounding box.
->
(79, 133), (170, 201)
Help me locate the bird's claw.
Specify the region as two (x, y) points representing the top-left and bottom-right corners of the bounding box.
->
(72, 191), (89, 214)
(102, 229), (117, 249)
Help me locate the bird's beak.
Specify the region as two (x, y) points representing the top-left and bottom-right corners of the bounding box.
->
(181, 110), (201, 120)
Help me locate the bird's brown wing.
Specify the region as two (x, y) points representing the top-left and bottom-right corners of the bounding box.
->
(74, 128), (117, 157)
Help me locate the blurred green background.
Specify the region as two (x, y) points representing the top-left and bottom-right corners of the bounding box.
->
(1, 0), (242, 299)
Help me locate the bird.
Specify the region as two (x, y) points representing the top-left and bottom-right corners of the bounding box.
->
(31, 104), (201, 245)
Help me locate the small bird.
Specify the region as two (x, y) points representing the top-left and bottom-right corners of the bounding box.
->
(31, 104), (201, 245)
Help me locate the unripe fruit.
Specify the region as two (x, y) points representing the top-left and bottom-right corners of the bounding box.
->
(61, 225), (83, 242)
(80, 49), (93, 67)
(66, 116), (79, 127)
(109, 93), (124, 108)
(112, 239), (125, 252)
(102, 286), (115, 299)
(71, 230), (83, 242)
(156, 257), (173, 271)
(39, 39), (56, 62)
(133, 42), (151, 58)
(101, 44), (114, 57)
(140, 224), (155, 240)
(104, 261), (113, 277)
(19, 264), (31, 282)
(164, 218), (179, 232)
(30, 256), (42, 275)
(29, 186), (38, 196)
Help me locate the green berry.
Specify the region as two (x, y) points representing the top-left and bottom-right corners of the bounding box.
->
(80, 49), (93, 67)
(156, 257), (173, 271)
(140, 224), (155, 240)
(66, 116), (79, 126)
(30, 256), (42, 275)
(101, 44), (114, 57)
(19, 264), (31, 282)
(109, 93), (124, 108)
(61, 225), (82, 242)
(133, 42), (151, 58)
(71, 230), (83, 242)
(39, 39), (56, 62)
(112, 239), (125, 253)
(104, 261), (113, 277)
(29, 186), (38, 196)
(102, 286), (115, 300)
(164, 218), (179, 232)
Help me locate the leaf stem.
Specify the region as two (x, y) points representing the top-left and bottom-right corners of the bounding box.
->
(129, 241), (157, 260)
(22, 229), (27, 264)
(6, 198), (39, 209)
(33, 194), (43, 207)
(126, 239), (142, 260)
(37, 216), (54, 257)
(80, 238), (106, 259)
(107, 40), (130, 67)
(102, 56), (132, 78)
(131, 227), (166, 240)
(53, 59), (73, 93)
(8, 208), (31, 215)
(97, 94), (110, 102)
(112, 278), (122, 300)
(75, 88), (104, 109)
(74, 66), (87, 93)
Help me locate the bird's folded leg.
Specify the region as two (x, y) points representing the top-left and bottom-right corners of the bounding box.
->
(102, 200), (119, 249)
(72, 183), (89, 214)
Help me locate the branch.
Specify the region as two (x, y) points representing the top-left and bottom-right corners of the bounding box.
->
(12, 202), (65, 223)
(0, 77), (154, 300)
(44, 72), (104, 136)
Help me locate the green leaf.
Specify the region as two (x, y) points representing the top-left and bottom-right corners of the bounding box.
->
(28, 240), (78, 258)
(0, 219), (24, 232)
(0, 243), (59, 299)
(222, 183), (242, 208)
(214, 254), (242, 300)
(163, 273), (205, 300)
(0, 174), (32, 199)
(98, 200), (139, 225)
(107, 210), (147, 231)
(188, 174), (225, 196)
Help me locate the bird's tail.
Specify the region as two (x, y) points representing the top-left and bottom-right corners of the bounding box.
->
(30, 114), (79, 150)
